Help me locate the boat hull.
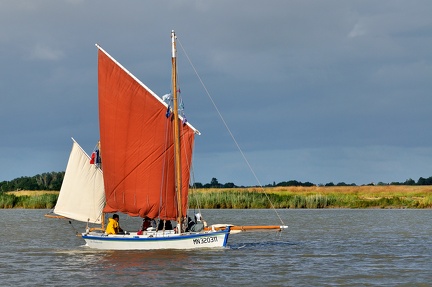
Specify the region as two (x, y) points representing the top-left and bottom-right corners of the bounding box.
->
(82, 229), (230, 250)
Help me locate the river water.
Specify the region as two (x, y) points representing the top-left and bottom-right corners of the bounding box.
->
(0, 209), (430, 286)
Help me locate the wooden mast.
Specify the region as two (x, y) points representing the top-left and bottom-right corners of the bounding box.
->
(171, 30), (183, 234)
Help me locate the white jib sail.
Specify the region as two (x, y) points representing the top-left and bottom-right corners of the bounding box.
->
(54, 139), (105, 224)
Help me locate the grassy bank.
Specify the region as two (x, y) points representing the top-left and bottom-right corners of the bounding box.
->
(1, 186), (432, 209)
(189, 186), (432, 209)
(0, 191), (58, 209)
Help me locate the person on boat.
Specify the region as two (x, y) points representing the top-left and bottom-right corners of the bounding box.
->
(141, 217), (155, 231)
(157, 219), (173, 231)
(186, 216), (194, 231)
(189, 213), (208, 232)
(178, 216), (194, 232)
(137, 217), (155, 235)
(196, 213), (208, 227)
(105, 214), (124, 235)
(194, 212), (202, 222)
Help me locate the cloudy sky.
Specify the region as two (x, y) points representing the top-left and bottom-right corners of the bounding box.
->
(1, 1), (431, 186)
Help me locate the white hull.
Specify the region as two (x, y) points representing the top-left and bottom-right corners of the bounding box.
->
(82, 229), (230, 250)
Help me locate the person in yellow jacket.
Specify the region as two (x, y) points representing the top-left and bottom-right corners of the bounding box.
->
(105, 214), (124, 235)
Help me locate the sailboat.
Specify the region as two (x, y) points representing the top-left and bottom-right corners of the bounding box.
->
(53, 31), (287, 250)
(80, 31), (234, 250)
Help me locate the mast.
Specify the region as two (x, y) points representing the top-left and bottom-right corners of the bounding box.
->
(171, 30), (183, 233)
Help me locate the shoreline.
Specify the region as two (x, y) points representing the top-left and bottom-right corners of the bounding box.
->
(2, 186), (431, 209)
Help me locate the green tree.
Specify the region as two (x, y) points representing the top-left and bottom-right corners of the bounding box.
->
(210, 178), (221, 188)
(223, 182), (236, 188)
(404, 178), (415, 185)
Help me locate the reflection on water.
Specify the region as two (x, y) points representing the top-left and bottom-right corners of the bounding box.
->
(0, 209), (431, 286)
(95, 250), (192, 284)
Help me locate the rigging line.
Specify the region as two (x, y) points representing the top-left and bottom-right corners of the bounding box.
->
(190, 167), (202, 214)
(68, 220), (80, 237)
(177, 38), (285, 226)
(185, 139), (203, 216)
(179, 125), (202, 218)
(190, 182), (200, 216)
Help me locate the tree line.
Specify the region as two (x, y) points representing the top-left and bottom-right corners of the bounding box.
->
(2, 173), (432, 192)
(194, 177), (432, 188)
(0, 172), (64, 192)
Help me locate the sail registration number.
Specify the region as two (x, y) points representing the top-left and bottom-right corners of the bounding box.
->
(193, 236), (218, 245)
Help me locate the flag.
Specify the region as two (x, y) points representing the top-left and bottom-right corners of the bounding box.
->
(95, 149), (101, 165)
(90, 151), (96, 164)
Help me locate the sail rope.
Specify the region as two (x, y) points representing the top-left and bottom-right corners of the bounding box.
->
(189, 166), (203, 215)
(177, 38), (285, 226)
(183, 132), (204, 218)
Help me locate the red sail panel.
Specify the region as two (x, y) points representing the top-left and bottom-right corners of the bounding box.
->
(97, 48), (195, 220)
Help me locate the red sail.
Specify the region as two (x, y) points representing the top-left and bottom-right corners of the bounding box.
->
(97, 48), (196, 220)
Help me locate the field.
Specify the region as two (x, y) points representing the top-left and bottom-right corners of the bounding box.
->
(2, 186), (432, 209)
(7, 190), (59, 196)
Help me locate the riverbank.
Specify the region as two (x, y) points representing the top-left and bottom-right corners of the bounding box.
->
(189, 185), (432, 208)
(2, 186), (432, 208)
(0, 191), (58, 209)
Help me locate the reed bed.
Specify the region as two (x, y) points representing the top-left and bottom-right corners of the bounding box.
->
(1, 186), (432, 209)
(188, 191), (339, 209)
(0, 193), (16, 208)
(189, 186), (432, 209)
(0, 192), (58, 209)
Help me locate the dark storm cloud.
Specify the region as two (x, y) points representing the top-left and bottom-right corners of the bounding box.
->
(1, 1), (431, 185)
